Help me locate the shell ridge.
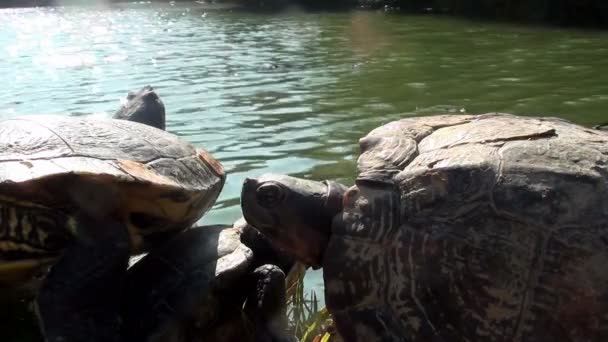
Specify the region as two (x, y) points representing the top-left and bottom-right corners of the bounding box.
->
(177, 157), (212, 189)
(407, 231), (438, 335)
(511, 229), (552, 341)
(108, 120), (170, 159)
(19, 119), (75, 154)
(0, 154), (147, 164)
(447, 128), (557, 150)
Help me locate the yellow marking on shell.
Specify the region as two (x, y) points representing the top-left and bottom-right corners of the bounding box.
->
(0, 258), (57, 286)
(66, 216), (78, 236)
(121, 190), (207, 238)
(8, 207), (17, 238)
(115, 159), (178, 186)
(0, 240), (47, 254)
(0, 195), (51, 209)
(21, 214), (32, 239)
(38, 229), (49, 246)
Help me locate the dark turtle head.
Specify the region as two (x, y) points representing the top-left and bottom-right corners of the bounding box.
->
(114, 85), (166, 130)
(241, 174), (347, 269)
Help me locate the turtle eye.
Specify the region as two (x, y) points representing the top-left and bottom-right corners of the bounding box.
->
(256, 182), (285, 209)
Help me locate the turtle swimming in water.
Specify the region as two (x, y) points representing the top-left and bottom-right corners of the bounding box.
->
(242, 113), (608, 342)
(0, 114), (225, 340)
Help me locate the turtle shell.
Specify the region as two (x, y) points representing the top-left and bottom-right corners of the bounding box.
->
(0, 115), (225, 285)
(122, 224), (254, 341)
(324, 113), (608, 341)
(123, 220), (295, 341)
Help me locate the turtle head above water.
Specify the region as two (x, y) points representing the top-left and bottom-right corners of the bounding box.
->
(114, 85), (166, 130)
(241, 174), (347, 269)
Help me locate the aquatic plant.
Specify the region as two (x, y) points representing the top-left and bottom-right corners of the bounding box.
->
(285, 265), (341, 342)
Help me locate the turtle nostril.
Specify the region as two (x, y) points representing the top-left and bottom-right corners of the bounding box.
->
(243, 178), (259, 191)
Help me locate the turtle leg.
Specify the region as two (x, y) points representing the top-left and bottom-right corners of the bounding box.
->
(35, 214), (130, 342)
(120, 225), (233, 341)
(244, 264), (294, 342)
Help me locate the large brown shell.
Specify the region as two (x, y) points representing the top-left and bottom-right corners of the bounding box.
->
(324, 113), (608, 341)
(0, 115), (225, 284)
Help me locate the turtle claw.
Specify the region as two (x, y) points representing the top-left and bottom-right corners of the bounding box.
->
(35, 214), (130, 342)
(244, 264), (291, 342)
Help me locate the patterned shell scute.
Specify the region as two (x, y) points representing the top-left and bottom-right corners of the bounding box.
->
(356, 114), (474, 183)
(384, 113), (608, 224)
(0, 115), (194, 162)
(0, 117), (73, 162)
(416, 114), (556, 152)
(325, 113), (608, 342)
(0, 115), (200, 187)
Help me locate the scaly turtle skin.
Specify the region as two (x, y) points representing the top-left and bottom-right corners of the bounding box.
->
(242, 113), (608, 342)
(0, 114), (225, 341)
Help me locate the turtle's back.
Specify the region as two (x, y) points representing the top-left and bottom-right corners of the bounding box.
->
(0, 115), (225, 284)
(394, 114), (608, 225)
(325, 114), (608, 341)
(0, 115), (224, 207)
(1, 115), (205, 184)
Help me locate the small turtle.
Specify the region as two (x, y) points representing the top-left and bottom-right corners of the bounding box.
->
(2, 109), (295, 342)
(242, 113), (608, 341)
(112, 97), (296, 342)
(0, 114), (225, 340)
(114, 85), (166, 130)
(122, 218), (296, 342)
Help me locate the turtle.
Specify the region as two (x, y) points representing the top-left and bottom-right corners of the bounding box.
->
(112, 97), (297, 342)
(0, 114), (225, 340)
(114, 85), (166, 130)
(121, 218), (297, 342)
(241, 113), (608, 342)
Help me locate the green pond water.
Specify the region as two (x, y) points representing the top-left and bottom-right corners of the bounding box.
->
(1, 1), (608, 305)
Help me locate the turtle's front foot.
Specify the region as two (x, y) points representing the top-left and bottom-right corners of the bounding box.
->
(245, 264), (295, 342)
(35, 214), (130, 342)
